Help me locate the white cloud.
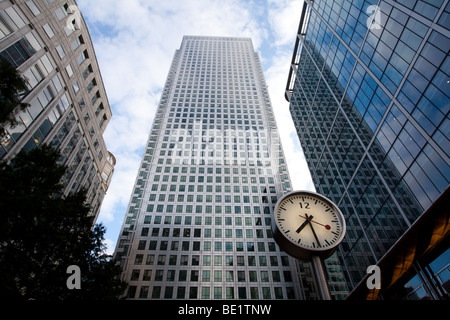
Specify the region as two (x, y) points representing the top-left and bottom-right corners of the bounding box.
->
(97, 151), (141, 222)
(264, 0), (312, 191)
(267, 0), (304, 46)
(265, 47), (314, 192)
(102, 237), (116, 256)
(77, 0), (313, 249)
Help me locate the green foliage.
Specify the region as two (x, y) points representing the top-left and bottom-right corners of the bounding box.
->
(0, 145), (127, 300)
(0, 59), (29, 136)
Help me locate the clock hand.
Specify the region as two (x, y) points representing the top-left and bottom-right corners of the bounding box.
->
(299, 214), (331, 230)
(306, 214), (321, 248)
(296, 215), (313, 234)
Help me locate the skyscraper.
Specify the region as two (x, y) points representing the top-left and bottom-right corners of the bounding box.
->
(286, 1), (449, 299)
(0, 0), (114, 220)
(113, 35), (336, 300)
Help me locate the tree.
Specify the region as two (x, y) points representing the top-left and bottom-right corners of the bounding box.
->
(0, 145), (127, 300)
(0, 59), (29, 136)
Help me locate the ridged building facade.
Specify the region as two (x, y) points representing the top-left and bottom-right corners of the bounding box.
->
(113, 36), (349, 300)
(0, 0), (114, 220)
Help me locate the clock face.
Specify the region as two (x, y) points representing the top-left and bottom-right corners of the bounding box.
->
(273, 191), (346, 259)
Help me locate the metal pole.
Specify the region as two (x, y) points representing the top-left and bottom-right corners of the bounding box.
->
(311, 255), (331, 300)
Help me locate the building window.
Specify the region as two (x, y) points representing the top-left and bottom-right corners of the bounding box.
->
(54, 5), (68, 21)
(56, 44), (65, 59)
(0, 38), (36, 67)
(0, 17), (13, 40)
(42, 23), (54, 38)
(26, 1), (41, 16)
(92, 91), (100, 105)
(82, 64), (93, 79)
(99, 114), (107, 128)
(65, 64), (73, 78)
(77, 49), (88, 65)
(73, 81), (79, 94)
(71, 35), (84, 51)
(151, 286), (161, 299)
(87, 78), (97, 93)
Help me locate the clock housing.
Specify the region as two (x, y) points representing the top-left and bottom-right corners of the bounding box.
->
(272, 190), (346, 261)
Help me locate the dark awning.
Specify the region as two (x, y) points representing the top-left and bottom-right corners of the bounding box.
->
(347, 186), (450, 300)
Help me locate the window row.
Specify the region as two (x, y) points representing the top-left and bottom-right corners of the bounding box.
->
(150, 165), (274, 175)
(151, 174), (275, 184)
(139, 227), (273, 240)
(140, 215), (273, 226)
(130, 268), (293, 284)
(128, 284), (294, 299)
(133, 253), (290, 267)
(143, 204), (274, 215)
(132, 240), (279, 253)
(147, 193), (277, 203)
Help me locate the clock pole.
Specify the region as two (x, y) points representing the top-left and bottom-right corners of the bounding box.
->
(272, 190), (347, 300)
(311, 254), (331, 300)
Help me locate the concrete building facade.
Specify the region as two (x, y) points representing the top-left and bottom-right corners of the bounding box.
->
(0, 0), (114, 219)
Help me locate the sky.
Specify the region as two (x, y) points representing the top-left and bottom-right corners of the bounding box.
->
(76, 0), (314, 255)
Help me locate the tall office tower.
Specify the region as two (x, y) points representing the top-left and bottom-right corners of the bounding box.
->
(0, 0), (114, 220)
(286, 0), (450, 300)
(113, 35), (326, 300)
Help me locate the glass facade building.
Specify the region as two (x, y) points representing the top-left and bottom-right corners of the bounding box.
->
(113, 36), (349, 300)
(286, 0), (449, 299)
(0, 0), (115, 220)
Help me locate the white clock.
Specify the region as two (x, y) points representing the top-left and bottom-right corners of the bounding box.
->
(272, 190), (346, 261)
